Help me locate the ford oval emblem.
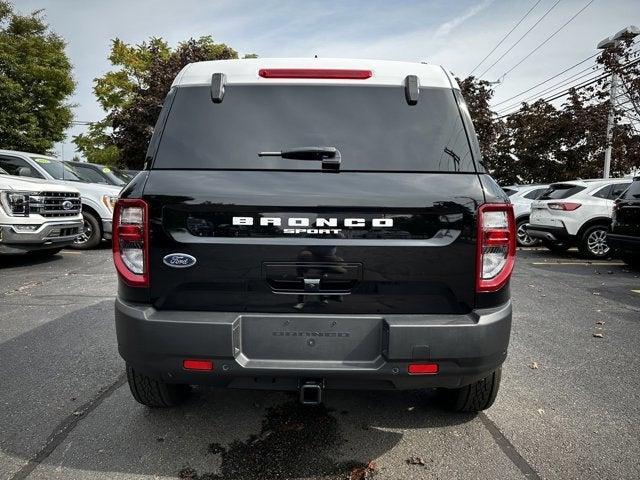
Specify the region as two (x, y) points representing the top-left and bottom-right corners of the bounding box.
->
(163, 253), (197, 268)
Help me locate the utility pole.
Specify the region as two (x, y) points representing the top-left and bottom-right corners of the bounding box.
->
(597, 26), (639, 179)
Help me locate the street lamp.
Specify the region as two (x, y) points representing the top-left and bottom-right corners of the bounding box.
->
(597, 25), (639, 179)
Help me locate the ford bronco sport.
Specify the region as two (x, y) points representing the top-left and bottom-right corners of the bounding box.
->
(114, 58), (515, 412)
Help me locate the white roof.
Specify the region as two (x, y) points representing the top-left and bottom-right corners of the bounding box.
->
(172, 58), (457, 89)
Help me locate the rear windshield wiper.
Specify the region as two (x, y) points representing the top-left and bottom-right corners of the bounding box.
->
(259, 147), (341, 171)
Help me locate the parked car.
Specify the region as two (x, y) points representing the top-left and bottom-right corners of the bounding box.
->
(64, 161), (134, 187)
(114, 58), (515, 412)
(0, 166), (83, 256)
(503, 184), (549, 247)
(0, 150), (121, 249)
(527, 178), (632, 258)
(609, 176), (640, 267)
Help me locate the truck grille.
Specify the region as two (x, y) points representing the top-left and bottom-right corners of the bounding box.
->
(29, 192), (82, 217)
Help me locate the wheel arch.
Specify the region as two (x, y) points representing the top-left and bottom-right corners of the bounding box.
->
(577, 217), (611, 239)
(80, 203), (104, 237)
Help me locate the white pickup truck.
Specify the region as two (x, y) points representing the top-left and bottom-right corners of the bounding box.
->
(0, 150), (121, 249)
(0, 167), (83, 256)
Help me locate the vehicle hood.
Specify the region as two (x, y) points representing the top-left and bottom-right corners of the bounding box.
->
(0, 174), (81, 193)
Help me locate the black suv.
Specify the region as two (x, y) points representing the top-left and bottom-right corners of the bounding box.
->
(113, 59), (515, 412)
(609, 177), (640, 268)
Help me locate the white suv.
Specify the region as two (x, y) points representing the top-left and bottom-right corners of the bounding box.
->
(527, 179), (632, 258)
(0, 150), (121, 249)
(503, 184), (549, 247)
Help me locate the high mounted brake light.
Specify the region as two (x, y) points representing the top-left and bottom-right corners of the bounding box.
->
(258, 68), (373, 79)
(476, 203), (516, 293)
(113, 198), (149, 287)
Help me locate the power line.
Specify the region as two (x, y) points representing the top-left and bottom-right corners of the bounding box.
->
(468, 0), (544, 76)
(492, 51), (599, 107)
(477, 0), (563, 79)
(495, 72), (609, 119)
(496, 65), (602, 113)
(497, 0), (596, 81)
(496, 59), (640, 118)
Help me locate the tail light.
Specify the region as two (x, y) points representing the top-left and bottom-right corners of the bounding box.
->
(113, 198), (149, 287)
(548, 202), (581, 211)
(477, 204), (516, 293)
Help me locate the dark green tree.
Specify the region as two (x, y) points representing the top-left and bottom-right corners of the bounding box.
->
(0, 1), (74, 153)
(74, 36), (252, 168)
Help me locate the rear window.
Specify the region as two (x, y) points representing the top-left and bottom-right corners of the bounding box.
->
(539, 184), (586, 200)
(153, 85), (476, 172)
(621, 179), (640, 199)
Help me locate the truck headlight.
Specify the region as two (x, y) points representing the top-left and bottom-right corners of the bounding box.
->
(0, 191), (33, 217)
(102, 195), (118, 212)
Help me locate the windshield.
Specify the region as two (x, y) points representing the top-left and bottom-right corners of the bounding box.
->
(30, 157), (84, 181)
(153, 85), (476, 172)
(104, 168), (132, 186)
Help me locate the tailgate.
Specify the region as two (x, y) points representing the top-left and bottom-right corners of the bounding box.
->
(144, 170), (485, 314)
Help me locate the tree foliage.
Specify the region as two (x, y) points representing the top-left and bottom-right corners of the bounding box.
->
(74, 36), (244, 168)
(458, 37), (640, 185)
(0, 1), (74, 153)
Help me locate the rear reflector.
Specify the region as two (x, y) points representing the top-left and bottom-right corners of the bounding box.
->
(258, 68), (373, 79)
(183, 359), (214, 371)
(408, 363), (439, 375)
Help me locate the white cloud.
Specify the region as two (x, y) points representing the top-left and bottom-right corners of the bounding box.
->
(433, 0), (495, 40)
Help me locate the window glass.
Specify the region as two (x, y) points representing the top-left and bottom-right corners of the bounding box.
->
(154, 85), (476, 172)
(621, 179), (640, 199)
(539, 184), (586, 200)
(0, 156), (44, 178)
(73, 165), (108, 184)
(503, 188), (518, 197)
(523, 188), (546, 200)
(609, 182), (631, 200)
(29, 157), (84, 181)
(592, 185), (611, 199)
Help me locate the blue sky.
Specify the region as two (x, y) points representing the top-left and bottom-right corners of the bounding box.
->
(16, 0), (640, 159)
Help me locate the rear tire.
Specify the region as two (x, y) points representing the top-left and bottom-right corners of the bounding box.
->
(70, 211), (101, 250)
(578, 225), (610, 259)
(126, 364), (189, 408)
(542, 241), (570, 254)
(438, 368), (501, 412)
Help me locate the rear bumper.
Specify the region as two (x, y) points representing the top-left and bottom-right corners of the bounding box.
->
(0, 220), (82, 254)
(115, 299), (512, 390)
(607, 233), (640, 252)
(526, 224), (573, 243)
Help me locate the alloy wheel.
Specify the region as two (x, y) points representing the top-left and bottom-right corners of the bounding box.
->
(74, 219), (93, 245)
(586, 228), (609, 257)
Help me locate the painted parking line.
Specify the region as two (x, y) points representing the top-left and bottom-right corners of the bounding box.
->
(531, 262), (626, 266)
(632, 290), (640, 295)
(62, 251), (83, 255)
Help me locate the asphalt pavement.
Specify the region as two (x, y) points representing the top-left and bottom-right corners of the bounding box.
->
(0, 246), (638, 480)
